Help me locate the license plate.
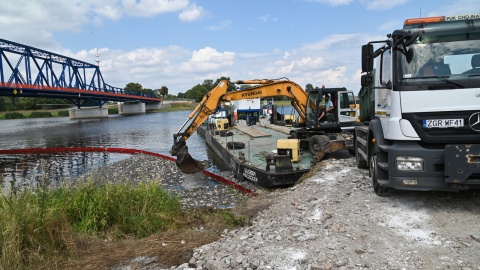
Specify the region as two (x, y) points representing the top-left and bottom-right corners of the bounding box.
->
(423, 119), (463, 128)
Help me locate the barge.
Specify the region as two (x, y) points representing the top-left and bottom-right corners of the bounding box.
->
(198, 119), (314, 188)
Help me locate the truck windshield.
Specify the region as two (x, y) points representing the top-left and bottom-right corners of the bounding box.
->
(396, 28), (480, 89)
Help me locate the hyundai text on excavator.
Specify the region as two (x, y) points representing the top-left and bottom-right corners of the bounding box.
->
(171, 79), (361, 185)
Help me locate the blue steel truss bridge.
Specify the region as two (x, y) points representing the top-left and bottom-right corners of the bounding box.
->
(0, 38), (161, 108)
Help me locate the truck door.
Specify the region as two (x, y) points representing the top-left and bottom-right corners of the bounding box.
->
(338, 91), (357, 123)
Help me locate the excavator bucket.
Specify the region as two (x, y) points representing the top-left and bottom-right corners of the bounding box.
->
(174, 144), (205, 174)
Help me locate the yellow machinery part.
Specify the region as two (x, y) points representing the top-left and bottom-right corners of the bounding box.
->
(284, 115), (297, 127)
(277, 139), (301, 162)
(216, 119), (229, 130)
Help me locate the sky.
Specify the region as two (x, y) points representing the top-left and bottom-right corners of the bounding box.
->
(1, 0), (479, 95)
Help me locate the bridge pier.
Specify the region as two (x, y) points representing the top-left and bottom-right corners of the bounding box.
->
(69, 107), (109, 119)
(145, 102), (162, 111)
(118, 102), (146, 115)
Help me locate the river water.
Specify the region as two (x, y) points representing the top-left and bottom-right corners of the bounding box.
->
(0, 111), (228, 191)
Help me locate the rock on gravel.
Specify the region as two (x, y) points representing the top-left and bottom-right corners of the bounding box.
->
(174, 157), (480, 270)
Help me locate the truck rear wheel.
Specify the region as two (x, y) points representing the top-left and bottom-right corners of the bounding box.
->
(370, 154), (392, 196)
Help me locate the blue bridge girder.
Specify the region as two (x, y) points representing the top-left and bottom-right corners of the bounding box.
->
(0, 38), (161, 107)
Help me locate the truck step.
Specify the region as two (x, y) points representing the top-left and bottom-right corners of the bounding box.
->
(378, 144), (390, 152)
(377, 162), (389, 170)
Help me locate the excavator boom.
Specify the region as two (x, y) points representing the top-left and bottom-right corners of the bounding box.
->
(171, 78), (311, 173)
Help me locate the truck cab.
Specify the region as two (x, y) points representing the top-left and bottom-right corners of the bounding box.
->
(357, 14), (480, 195)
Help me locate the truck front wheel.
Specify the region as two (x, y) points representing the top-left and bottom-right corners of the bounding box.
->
(370, 154), (392, 196)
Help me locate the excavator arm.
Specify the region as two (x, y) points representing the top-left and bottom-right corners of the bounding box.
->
(171, 79), (310, 174)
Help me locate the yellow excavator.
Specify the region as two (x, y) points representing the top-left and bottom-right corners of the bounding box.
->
(170, 78), (360, 173)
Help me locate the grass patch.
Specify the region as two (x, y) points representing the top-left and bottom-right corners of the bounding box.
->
(155, 102), (197, 112)
(273, 100), (293, 106)
(108, 107), (118, 114)
(0, 180), (184, 269)
(3, 112), (26, 119)
(29, 111), (53, 118)
(57, 110), (70, 117)
(0, 171), (251, 269)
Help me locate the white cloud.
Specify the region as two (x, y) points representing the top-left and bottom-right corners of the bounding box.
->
(179, 2), (207, 22)
(428, 0), (480, 17)
(258, 14), (279, 23)
(93, 4), (123, 21)
(179, 47), (235, 72)
(208, 20), (231, 31)
(122, 0), (189, 17)
(359, 0), (410, 11)
(0, 0), (203, 47)
(378, 20), (403, 33)
(303, 0), (353, 6)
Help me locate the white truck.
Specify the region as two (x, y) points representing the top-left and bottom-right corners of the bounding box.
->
(355, 14), (480, 196)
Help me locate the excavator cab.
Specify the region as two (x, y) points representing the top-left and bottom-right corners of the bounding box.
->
(305, 87), (356, 128)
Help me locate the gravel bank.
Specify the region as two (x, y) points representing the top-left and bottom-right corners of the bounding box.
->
(164, 157), (480, 270)
(102, 155), (480, 270)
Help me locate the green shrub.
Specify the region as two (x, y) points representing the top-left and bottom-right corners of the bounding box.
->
(4, 112), (25, 119)
(29, 111), (53, 118)
(57, 110), (70, 117)
(108, 107), (118, 114)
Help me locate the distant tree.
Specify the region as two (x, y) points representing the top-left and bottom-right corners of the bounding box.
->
(186, 84), (208, 101)
(238, 84), (253, 90)
(142, 88), (155, 97)
(202, 80), (214, 91)
(160, 86), (168, 98)
(305, 83), (314, 91)
(125, 82), (143, 95)
(18, 97), (39, 110)
(0, 97), (6, 111)
(182, 77), (237, 101)
(213, 77), (236, 92)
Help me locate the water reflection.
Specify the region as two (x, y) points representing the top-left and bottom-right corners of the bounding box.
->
(0, 110), (226, 192)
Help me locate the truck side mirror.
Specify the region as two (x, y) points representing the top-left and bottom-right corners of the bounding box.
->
(361, 74), (373, 87)
(362, 44), (374, 73)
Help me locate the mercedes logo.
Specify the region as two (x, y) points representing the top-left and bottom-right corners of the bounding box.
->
(469, 112), (480, 132)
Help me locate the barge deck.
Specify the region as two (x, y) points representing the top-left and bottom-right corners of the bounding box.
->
(198, 121), (314, 188)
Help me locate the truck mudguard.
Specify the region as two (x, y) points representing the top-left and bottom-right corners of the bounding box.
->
(368, 118), (386, 153)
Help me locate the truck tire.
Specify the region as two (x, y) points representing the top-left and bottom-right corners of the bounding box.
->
(309, 135), (330, 156)
(370, 154), (392, 196)
(219, 131), (233, 137)
(227, 141), (245, 149)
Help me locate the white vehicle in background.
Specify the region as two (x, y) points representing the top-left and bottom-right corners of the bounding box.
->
(234, 98), (261, 126)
